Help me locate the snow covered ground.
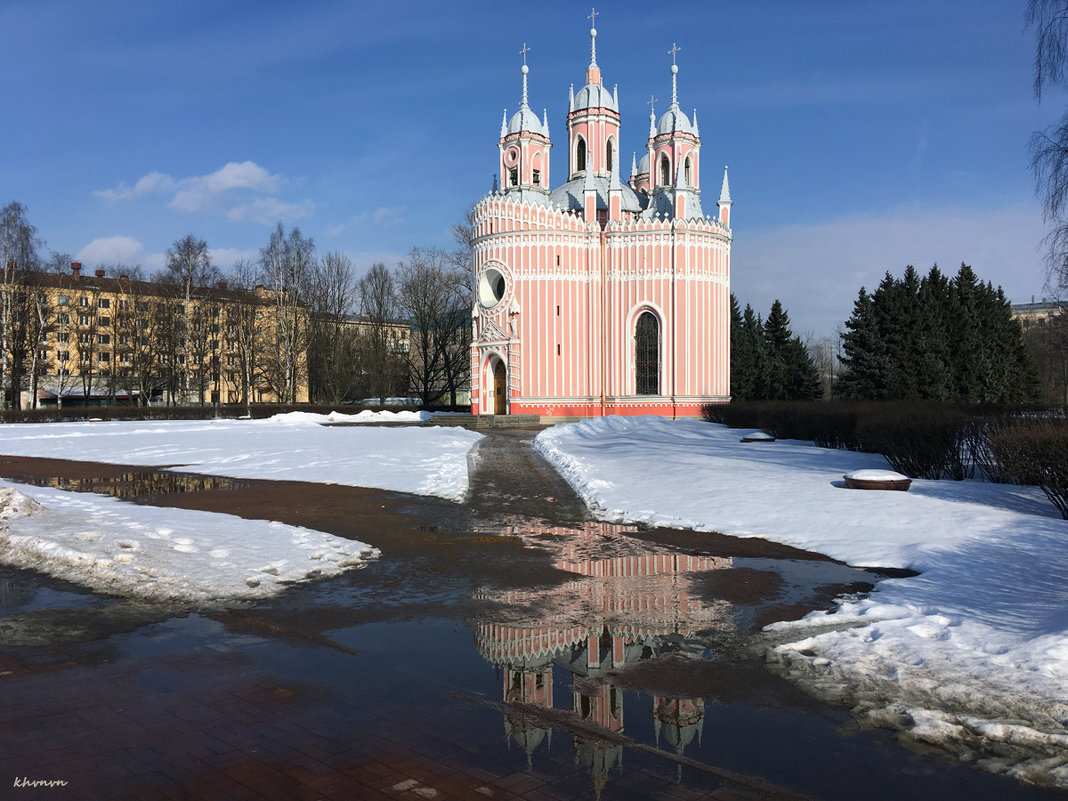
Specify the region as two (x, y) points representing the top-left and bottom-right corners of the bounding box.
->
(0, 414), (481, 605)
(0, 484), (379, 605)
(0, 412), (481, 500)
(536, 416), (1068, 788)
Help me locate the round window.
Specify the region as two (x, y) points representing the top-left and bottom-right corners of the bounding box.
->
(479, 267), (507, 307)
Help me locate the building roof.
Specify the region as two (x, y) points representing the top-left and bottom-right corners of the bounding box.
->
(548, 175), (646, 213)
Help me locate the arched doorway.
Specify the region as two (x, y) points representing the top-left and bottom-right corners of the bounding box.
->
(635, 312), (659, 395)
(493, 360), (507, 414)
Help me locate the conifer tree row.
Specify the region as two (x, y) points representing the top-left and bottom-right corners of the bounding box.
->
(837, 263), (1039, 403)
(730, 296), (823, 401)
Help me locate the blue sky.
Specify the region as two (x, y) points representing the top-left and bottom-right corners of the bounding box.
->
(1, 0), (1059, 337)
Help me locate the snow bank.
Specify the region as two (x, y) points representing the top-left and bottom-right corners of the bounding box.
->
(0, 417), (480, 501)
(535, 417), (1068, 786)
(0, 483), (379, 605)
(270, 409), (432, 424)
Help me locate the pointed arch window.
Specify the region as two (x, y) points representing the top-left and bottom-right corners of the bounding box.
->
(684, 156), (691, 185)
(659, 154), (670, 186)
(576, 137), (587, 173)
(635, 311), (660, 395)
(606, 139), (614, 172)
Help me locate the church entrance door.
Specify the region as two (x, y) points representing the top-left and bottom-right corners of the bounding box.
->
(493, 360), (507, 414)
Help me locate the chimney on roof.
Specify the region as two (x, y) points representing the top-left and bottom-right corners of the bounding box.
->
(218, 281), (228, 290)
(71, 262), (81, 277)
(94, 269), (105, 278)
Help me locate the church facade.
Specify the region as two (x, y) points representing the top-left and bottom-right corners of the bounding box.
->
(470, 20), (732, 419)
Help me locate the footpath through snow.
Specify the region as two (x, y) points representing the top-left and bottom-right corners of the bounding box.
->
(535, 416), (1068, 789)
(0, 414), (481, 605)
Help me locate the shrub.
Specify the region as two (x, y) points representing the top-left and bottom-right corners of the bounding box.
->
(855, 402), (969, 480)
(987, 418), (1068, 519)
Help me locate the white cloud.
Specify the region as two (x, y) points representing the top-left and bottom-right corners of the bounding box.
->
(225, 198), (314, 225)
(171, 161), (282, 213)
(93, 171), (176, 202)
(732, 201), (1050, 339)
(93, 161), (307, 224)
(76, 235), (145, 265)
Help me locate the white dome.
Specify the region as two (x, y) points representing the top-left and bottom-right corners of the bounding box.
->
(571, 83), (618, 113)
(656, 106), (696, 137)
(508, 107), (548, 137)
(636, 153), (650, 175)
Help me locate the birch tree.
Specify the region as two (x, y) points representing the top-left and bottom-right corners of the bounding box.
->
(259, 224), (313, 403)
(0, 202), (42, 408)
(162, 235), (216, 404)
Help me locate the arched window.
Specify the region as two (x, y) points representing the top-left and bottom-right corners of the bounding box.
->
(606, 139), (614, 172)
(684, 156), (691, 185)
(659, 154), (670, 186)
(576, 137), (586, 173)
(635, 312), (659, 395)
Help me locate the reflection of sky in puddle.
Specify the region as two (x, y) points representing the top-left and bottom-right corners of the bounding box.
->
(0, 566), (115, 617)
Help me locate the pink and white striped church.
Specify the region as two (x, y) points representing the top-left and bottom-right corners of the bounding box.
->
(470, 15), (732, 420)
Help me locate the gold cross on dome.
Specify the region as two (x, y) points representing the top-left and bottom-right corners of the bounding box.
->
(668, 42), (681, 64)
(519, 42), (530, 65)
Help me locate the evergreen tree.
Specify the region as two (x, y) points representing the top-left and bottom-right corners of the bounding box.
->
(838, 288), (890, 399)
(838, 262), (1038, 403)
(739, 304), (767, 400)
(729, 294), (748, 399)
(762, 300), (823, 401)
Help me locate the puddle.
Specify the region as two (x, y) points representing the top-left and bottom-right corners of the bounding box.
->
(8, 469), (249, 500)
(0, 452), (1061, 799)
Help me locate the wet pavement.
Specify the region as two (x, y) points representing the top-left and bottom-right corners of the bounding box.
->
(0, 431), (1063, 800)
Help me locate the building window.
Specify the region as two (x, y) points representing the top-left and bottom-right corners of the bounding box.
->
(79, 297), (90, 307)
(98, 334), (110, 345)
(135, 301), (149, 312)
(58, 332), (70, 343)
(79, 315), (91, 326)
(509, 168), (518, 186)
(98, 298), (110, 309)
(98, 316), (110, 327)
(58, 295), (70, 306)
(79, 333), (91, 344)
(38, 349), (47, 361)
(659, 154), (670, 186)
(118, 299), (128, 311)
(684, 156), (691, 185)
(635, 311), (660, 395)
(576, 137), (586, 172)
(607, 139), (614, 172)
(58, 351), (69, 362)
(99, 351), (110, 362)
(532, 169), (540, 186)
(57, 313), (70, 325)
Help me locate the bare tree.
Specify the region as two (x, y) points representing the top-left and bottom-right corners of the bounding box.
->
(259, 224), (313, 403)
(162, 235), (217, 403)
(395, 247), (471, 406)
(1028, 0), (1068, 301)
(224, 260), (264, 414)
(0, 202), (42, 408)
(308, 251), (360, 404)
(357, 262), (402, 403)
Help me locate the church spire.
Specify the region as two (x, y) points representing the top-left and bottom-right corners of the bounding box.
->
(719, 165), (731, 203)
(519, 43), (531, 109)
(668, 42), (681, 107)
(586, 8), (601, 86)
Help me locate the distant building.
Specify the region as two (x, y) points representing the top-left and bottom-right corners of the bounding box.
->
(1012, 300), (1067, 405)
(470, 18), (732, 419)
(6, 262), (309, 409)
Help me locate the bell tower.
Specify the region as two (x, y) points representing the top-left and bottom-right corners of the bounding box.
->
(566, 9), (621, 185)
(499, 44), (551, 197)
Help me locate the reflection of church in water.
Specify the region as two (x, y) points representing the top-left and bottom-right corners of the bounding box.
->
(474, 522), (735, 792)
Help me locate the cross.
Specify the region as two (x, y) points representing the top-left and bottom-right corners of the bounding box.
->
(519, 42), (530, 65)
(647, 94), (658, 112)
(588, 7), (598, 26)
(668, 42), (681, 64)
